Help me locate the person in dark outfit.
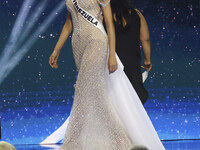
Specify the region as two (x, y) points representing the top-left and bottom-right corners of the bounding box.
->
(108, 0), (152, 104)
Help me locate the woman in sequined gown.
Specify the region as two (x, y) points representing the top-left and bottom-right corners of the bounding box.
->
(50, 0), (134, 149)
(48, 0), (166, 149)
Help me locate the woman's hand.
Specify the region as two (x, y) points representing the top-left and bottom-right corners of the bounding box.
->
(49, 50), (60, 69)
(144, 60), (152, 72)
(108, 54), (118, 74)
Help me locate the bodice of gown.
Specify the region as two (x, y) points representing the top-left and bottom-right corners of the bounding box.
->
(65, 0), (110, 71)
(65, 0), (110, 38)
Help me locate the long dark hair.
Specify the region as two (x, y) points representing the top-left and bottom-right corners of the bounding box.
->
(111, 0), (136, 30)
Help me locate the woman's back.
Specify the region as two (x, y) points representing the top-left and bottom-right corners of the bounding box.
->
(114, 9), (141, 65)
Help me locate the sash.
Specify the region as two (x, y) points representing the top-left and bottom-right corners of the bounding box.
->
(72, 0), (106, 39)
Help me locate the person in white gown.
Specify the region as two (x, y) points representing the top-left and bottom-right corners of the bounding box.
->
(43, 0), (166, 149)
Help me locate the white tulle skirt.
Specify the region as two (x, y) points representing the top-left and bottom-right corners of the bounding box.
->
(40, 54), (165, 150)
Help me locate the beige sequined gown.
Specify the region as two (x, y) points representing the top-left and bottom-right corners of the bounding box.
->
(59, 0), (134, 149)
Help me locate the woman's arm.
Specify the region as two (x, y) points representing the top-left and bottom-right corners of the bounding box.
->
(49, 11), (73, 69)
(136, 9), (152, 72)
(99, 0), (117, 73)
(54, 11), (73, 53)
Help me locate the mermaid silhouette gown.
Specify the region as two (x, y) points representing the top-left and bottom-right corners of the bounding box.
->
(41, 0), (166, 149)
(59, 0), (133, 149)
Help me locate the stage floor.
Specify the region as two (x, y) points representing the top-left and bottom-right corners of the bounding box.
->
(1, 87), (200, 149)
(13, 140), (200, 150)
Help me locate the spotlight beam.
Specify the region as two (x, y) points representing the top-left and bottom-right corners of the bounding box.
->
(0, 0), (35, 66)
(0, 0), (66, 85)
(16, 0), (48, 49)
